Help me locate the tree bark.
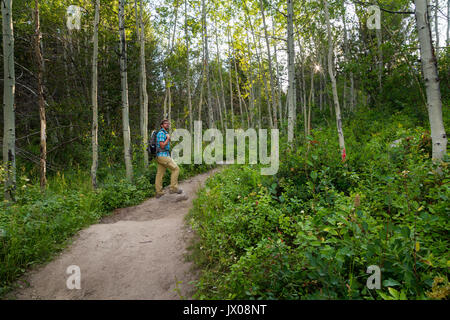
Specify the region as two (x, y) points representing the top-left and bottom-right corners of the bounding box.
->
(232, 49), (245, 128)
(216, 25), (227, 130)
(119, 0), (133, 181)
(414, 0), (447, 161)
(246, 29), (256, 128)
(324, 0), (346, 161)
(2, 0), (16, 200)
(91, 0), (100, 188)
(185, 0), (193, 132)
(259, 0), (278, 128)
(376, 28), (383, 92)
(434, 0), (439, 59)
(447, 0), (449, 46)
(227, 29), (235, 126)
(202, 0), (214, 128)
(272, 9), (283, 125)
(287, 0), (296, 142)
(138, 0), (149, 166)
(34, 0), (47, 191)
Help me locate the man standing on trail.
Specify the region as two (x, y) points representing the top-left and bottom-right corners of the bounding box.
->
(155, 119), (183, 198)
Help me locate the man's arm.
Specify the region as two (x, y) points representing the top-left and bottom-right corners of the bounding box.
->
(159, 134), (170, 149)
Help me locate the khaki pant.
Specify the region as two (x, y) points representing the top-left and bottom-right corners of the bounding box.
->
(155, 156), (179, 194)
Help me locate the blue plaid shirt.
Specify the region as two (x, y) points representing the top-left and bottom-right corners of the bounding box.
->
(156, 129), (170, 157)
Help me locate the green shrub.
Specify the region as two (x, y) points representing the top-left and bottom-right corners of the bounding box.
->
(188, 110), (449, 300)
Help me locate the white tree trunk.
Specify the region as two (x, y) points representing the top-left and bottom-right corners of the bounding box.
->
(202, 0), (214, 128)
(119, 0), (133, 181)
(447, 0), (449, 46)
(272, 10), (283, 125)
(227, 29), (235, 126)
(376, 28), (383, 91)
(139, 0), (149, 166)
(134, 1), (143, 150)
(324, 0), (346, 161)
(185, 0), (193, 132)
(434, 0), (439, 59)
(91, 0), (100, 188)
(246, 30), (256, 128)
(34, 0), (46, 191)
(259, 0), (278, 128)
(414, 0), (448, 161)
(233, 51), (245, 128)
(2, 0), (15, 200)
(216, 25), (227, 130)
(287, 0), (295, 142)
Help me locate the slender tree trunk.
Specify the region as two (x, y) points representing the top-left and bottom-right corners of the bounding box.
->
(434, 0), (439, 59)
(198, 61), (205, 122)
(232, 51), (245, 128)
(91, 0), (100, 188)
(308, 66), (315, 136)
(287, 0), (296, 142)
(119, 0), (133, 181)
(259, 0), (277, 128)
(343, 13), (350, 111)
(227, 29), (235, 126)
(257, 31), (273, 128)
(295, 27), (307, 132)
(168, 84), (172, 123)
(324, 0), (346, 161)
(171, 0), (179, 54)
(138, 0), (149, 166)
(134, 1), (143, 144)
(202, 0), (214, 128)
(34, 0), (46, 191)
(216, 25), (227, 129)
(215, 85), (224, 130)
(185, 0), (193, 132)
(2, 0), (15, 200)
(350, 70), (355, 111)
(447, 0), (449, 46)
(246, 11), (271, 128)
(376, 27), (383, 92)
(246, 30), (255, 128)
(414, 0), (447, 161)
(272, 10), (283, 125)
(163, 88), (168, 118)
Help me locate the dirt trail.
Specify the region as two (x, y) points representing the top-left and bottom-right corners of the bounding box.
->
(10, 169), (219, 300)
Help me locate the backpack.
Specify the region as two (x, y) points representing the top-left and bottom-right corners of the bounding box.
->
(147, 129), (164, 159)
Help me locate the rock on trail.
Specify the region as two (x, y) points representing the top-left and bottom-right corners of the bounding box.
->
(10, 169), (219, 300)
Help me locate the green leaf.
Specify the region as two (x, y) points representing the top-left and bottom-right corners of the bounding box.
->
(378, 292), (394, 300)
(383, 279), (400, 287)
(388, 287), (400, 299)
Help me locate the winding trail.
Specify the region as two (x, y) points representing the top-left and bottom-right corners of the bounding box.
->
(11, 169), (219, 300)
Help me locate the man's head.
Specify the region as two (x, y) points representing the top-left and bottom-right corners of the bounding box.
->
(160, 119), (170, 130)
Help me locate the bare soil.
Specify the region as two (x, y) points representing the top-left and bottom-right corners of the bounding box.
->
(9, 169), (218, 300)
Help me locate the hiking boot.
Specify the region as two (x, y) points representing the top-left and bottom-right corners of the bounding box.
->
(155, 192), (165, 198)
(169, 188), (183, 194)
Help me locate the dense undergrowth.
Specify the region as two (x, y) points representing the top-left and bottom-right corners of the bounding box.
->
(0, 159), (214, 296)
(187, 109), (449, 300)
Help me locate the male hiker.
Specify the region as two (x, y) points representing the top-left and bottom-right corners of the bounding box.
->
(155, 119), (183, 198)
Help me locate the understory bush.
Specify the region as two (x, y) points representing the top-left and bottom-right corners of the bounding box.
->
(188, 111), (449, 300)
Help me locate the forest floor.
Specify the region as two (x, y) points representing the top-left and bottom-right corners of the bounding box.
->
(7, 168), (220, 300)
